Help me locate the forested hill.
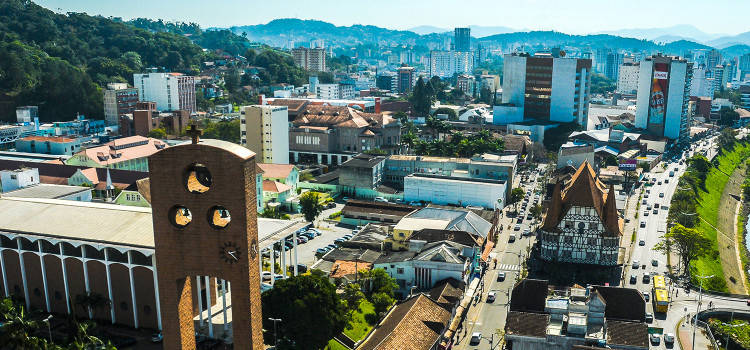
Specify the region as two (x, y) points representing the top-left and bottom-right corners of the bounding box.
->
(0, 0), (209, 122)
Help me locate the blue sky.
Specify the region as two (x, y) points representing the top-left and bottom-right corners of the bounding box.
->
(36, 0), (750, 35)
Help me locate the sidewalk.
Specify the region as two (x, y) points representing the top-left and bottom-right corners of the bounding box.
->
(678, 318), (713, 350)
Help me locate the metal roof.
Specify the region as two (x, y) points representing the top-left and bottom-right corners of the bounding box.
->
(0, 197), (307, 250)
(2, 184), (91, 199)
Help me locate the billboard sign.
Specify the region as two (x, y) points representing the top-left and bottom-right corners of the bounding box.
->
(648, 63), (670, 129)
(619, 159), (638, 171)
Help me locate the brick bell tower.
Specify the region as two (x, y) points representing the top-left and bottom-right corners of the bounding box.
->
(149, 126), (264, 350)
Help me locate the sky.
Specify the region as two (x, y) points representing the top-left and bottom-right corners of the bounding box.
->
(36, 0), (750, 36)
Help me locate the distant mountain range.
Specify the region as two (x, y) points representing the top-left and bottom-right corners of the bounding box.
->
(221, 19), (750, 57)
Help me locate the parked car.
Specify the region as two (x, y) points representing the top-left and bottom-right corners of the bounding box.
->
(630, 274), (637, 284)
(664, 333), (675, 344)
(642, 291), (650, 301)
(334, 238), (346, 245)
(261, 271), (273, 281)
(315, 247), (330, 255)
(374, 197), (388, 203)
(409, 201), (421, 206)
(326, 202), (337, 209)
(326, 244), (337, 250)
(514, 224), (521, 231)
(288, 264), (308, 274)
(633, 260), (640, 269)
(645, 312), (654, 323)
(487, 292), (497, 303)
(650, 333), (661, 344)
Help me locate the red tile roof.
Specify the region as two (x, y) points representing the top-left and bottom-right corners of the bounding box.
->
(21, 136), (76, 143)
(75, 136), (167, 166)
(262, 180), (292, 193)
(257, 163), (295, 179)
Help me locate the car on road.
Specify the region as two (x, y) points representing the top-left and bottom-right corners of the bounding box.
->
(633, 260), (640, 269)
(514, 224), (521, 231)
(523, 228), (531, 236)
(640, 221), (646, 228)
(642, 291), (650, 301)
(642, 199), (648, 205)
(487, 292), (497, 303)
(650, 333), (661, 344)
(645, 312), (654, 323)
(652, 259), (658, 266)
(509, 234), (517, 243)
(647, 205), (653, 210)
(497, 272), (506, 282)
(639, 239), (645, 246)
(630, 274), (637, 284)
(374, 196), (388, 203)
(470, 332), (482, 345)
(643, 211), (649, 216)
(664, 333), (675, 344)
(653, 209), (658, 214)
(659, 192), (665, 198)
(669, 171), (675, 177)
(644, 194), (649, 198)
(409, 201), (421, 206)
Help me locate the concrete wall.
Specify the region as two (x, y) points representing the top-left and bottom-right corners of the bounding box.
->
(665, 61), (688, 140)
(404, 176), (506, 209)
(502, 55), (527, 106)
(635, 60), (653, 130)
(550, 59), (578, 123)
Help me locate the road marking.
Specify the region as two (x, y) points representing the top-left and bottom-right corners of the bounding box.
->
(497, 264), (521, 271)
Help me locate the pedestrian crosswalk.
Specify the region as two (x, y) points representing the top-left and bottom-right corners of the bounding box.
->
(497, 264), (521, 271)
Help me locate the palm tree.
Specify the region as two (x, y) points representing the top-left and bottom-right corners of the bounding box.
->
(414, 141), (430, 156)
(401, 131), (418, 154)
(0, 297), (43, 349)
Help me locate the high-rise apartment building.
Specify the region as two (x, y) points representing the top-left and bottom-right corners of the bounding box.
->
(635, 55), (693, 141)
(500, 53), (592, 125)
(291, 47), (326, 72)
(133, 73), (196, 114)
(429, 51), (475, 78)
(740, 85), (750, 110)
(617, 63), (640, 94)
(739, 54), (750, 81)
(103, 83), (139, 126)
(454, 27), (471, 52)
(241, 105), (290, 164)
(604, 52), (623, 81)
(690, 66), (715, 98)
(396, 65), (416, 94)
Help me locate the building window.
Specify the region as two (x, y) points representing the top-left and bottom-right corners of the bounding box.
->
(397, 268), (404, 274)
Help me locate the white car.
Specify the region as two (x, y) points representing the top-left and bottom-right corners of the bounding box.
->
(470, 332), (482, 345)
(650, 333), (661, 344)
(664, 333), (675, 344)
(632, 260), (640, 269)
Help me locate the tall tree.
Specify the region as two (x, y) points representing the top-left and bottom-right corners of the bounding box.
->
(299, 191), (324, 223)
(261, 275), (347, 350)
(654, 224), (712, 276)
(410, 77), (430, 117)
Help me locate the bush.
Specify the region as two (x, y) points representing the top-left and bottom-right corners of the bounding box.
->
(328, 211), (342, 219)
(364, 312), (379, 326)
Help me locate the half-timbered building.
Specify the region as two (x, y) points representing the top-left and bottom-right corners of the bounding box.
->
(540, 161), (621, 266)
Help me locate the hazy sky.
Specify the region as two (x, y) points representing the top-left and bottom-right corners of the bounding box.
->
(36, 0), (750, 35)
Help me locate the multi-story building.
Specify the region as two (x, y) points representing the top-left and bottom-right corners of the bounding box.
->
(739, 53), (750, 81)
(241, 105), (290, 164)
(291, 47), (326, 72)
(286, 105), (402, 164)
(15, 136), (82, 156)
(103, 83), (139, 126)
(540, 161), (622, 266)
(480, 74), (500, 92)
(339, 154), (386, 195)
(376, 73), (397, 91)
(16, 106), (38, 124)
(404, 174), (507, 210)
(65, 136), (167, 172)
(690, 66), (715, 98)
(454, 27), (471, 52)
(133, 73), (196, 113)
(740, 85), (750, 110)
(499, 53), (592, 125)
(603, 51), (623, 81)
(396, 65), (416, 94)
(617, 62), (640, 94)
(339, 83), (355, 100)
(712, 65), (726, 92)
(635, 54), (693, 142)
(505, 279), (648, 350)
(429, 51), (475, 78)
(456, 75), (477, 95)
(316, 84), (340, 100)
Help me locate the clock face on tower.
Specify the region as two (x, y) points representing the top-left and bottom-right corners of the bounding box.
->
(220, 242), (241, 264)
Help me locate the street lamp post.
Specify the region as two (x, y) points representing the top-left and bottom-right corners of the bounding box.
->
(43, 315), (52, 344)
(692, 274), (714, 350)
(268, 317), (282, 346)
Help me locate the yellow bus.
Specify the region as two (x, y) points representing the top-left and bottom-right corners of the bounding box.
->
(652, 275), (669, 313)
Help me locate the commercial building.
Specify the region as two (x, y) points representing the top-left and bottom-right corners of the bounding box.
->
(635, 55), (693, 142)
(504, 279), (648, 350)
(454, 27), (471, 52)
(339, 154), (386, 194)
(739, 53), (750, 81)
(617, 63), (640, 94)
(291, 47), (326, 72)
(103, 83), (139, 126)
(16, 106), (39, 124)
(376, 73), (397, 91)
(540, 161), (622, 266)
(15, 136), (82, 156)
(241, 105), (290, 164)
(404, 174), (507, 209)
(65, 136), (167, 172)
(387, 207), (491, 251)
(315, 84), (340, 99)
(498, 53), (591, 125)
(119, 103), (190, 138)
(133, 73), (196, 113)
(456, 75), (477, 95)
(429, 50), (475, 78)
(690, 66), (715, 98)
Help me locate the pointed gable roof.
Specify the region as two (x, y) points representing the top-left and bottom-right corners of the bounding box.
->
(541, 161), (622, 237)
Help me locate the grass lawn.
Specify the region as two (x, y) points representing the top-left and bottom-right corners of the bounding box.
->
(326, 339), (350, 350)
(692, 143), (750, 291)
(344, 300), (375, 341)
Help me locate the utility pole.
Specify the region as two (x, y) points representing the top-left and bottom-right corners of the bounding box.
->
(692, 274), (714, 350)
